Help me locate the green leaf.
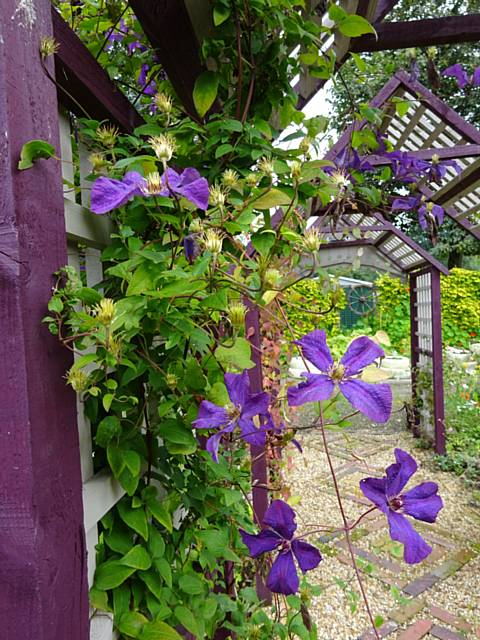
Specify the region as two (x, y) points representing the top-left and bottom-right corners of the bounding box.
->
(251, 230), (276, 256)
(138, 569), (163, 600)
(147, 499), (173, 533)
(120, 545), (152, 570)
(102, 393), (114, 412)
(117, 611), (149, 638)
(48, 297), (63, 313)
(193, 71), (219, 118)
(337, 15), (376, 37)
(18, 139), (56, 170)
(139, 621), (182, 640)
(89, 586), (109, 611)
(107, 445), (126, 477)
(76, 287), (103, 305)
(154, 558), (172, 588)
(215, 143), (234, 159)
(392, 97), (411, 118)
(122, 449), (142, 476)
(117, 501), (149, 540)
(174, 606), (199, 638)
(94, 560), (135, 590)
(158, 420), (197, 455)
(253, 188), (292, 210)
(179, 573), (206, 596)
(213, 4), (230, 26)
(118, 467), (140, 496)
(148, 528), (165, 558)
(96, 416), (121, 448)
(70, 353), (98, 372)
(215, 337), (254, 370)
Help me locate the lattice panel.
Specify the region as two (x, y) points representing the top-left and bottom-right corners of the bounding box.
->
(59, 109), (118, 640)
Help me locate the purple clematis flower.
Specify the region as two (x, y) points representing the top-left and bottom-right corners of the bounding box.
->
(161, 168), (210, 211)
(183, 233), (200, 264)
(418, 203), (444, 230)
(287, 330), (392, 423)
(240, 500), (321, 595)
(90, 168), (209, 214)
(443, 64), (480, 89)
(385, 151), (430, 183)
(193, 370), (270, 462)
(391, 194), (423, 213)
(423, 157), (460, 184)
(138, 63), (157, 96)
(360, 449), (443, 564)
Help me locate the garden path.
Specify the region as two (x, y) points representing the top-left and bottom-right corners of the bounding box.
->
(285, 383), (480, 640)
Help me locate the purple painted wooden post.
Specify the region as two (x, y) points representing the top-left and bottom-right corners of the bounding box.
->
(430, 269), (446, 455)
(0, 1), (89, 637)
(244, 300), (271, 602)
(409, 273), (420, 437)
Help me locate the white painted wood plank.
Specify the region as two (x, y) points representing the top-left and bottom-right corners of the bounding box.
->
(83, 470), (126, 532)
(65, 199), (114, 247)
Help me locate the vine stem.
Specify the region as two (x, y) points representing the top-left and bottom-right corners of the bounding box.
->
(317, 404), (380, 640)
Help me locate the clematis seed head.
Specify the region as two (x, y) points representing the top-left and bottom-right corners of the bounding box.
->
(166, 373), (178, 388)
(66, 368), (89, 393)
(107, 337), (122, 359)
(142, 171), (163, 195)
(258, 157), (274, 177)
(291, 160), (302, 181)
(209, 184), (228, 207)
(227, 302), (246, 328)
(427, 46), (437, 59)
(246, 172), (258, 188)
(299, 136), (311, 154)
(40, 36), (59, 59)
(330, 170), (350, 189)
(203, 229), (223, 254)
(154, 92), (173, 115)
(93, 298), (116, 325)
(189, 218), (203, 233)
(89, 153), (108, 173)
(97, 124), (119, 148)
(431, 153), (440, 164)
(148, 134), (176, 162)
(222, 169), (240, 189)
(303, 227), (321, 252)
(264, 268), (281, 289)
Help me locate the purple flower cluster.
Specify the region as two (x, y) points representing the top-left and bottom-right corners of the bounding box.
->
(392, 195), (445, 231)
(240, 500), (321, 595)
(90, 168), (209, 214)
(360, 449), (443, 563)
(442, 64), (480, 89)
(193, 370), (273, 462)
(287, 330), (392, 423)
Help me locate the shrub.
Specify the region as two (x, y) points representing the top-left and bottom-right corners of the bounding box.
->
(284, 279), (346, 338)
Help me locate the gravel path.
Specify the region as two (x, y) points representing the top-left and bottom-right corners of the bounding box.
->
(283, 383), (480, 639)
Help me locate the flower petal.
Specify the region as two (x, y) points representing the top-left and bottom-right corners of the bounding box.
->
(291, 540), (322, 572)
(263, 500), (297, 540)
(239, 528), (282, 557)
(238, 417), (266, 447)
(242, 391), (270, 419)
(472, 66), (480, 87)
(192, 401), (230, 430)
(339, 379), (392, 423)
(224, 371), (249, 406)
(294, 330), (334, 372)
(160, 168), (181, 196)
(402, 482), (443, 523)
(90, 172), (144, 214)
(287, 374), (335, 406)
(387, 510), (432, 564)
(386, 449), (417, 497)
(267, 551), (299, 595)
(206, 432), (223, 463)
(178, 170), (210, 210)
(418, 205), (428, 230)
(443, 63), (469, 89)
(340, 336), (384, 375)
(359, 477), (388, 512)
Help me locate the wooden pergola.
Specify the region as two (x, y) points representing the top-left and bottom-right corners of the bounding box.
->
(2, 1), (480, 637)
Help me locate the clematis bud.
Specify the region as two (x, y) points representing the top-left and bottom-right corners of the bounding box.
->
(97, 124), (119, 149)
(40, 36), (59, 59)
(330, 170), (350, 188)
(209, 184), (227, 207)
(227, 302), (246, 328)
(203, 229), (223, 254)
(222, 169), (240, 189)
(246, 173), (258, 188)
(107, 337), (122, 359)
(291, 160), (302, 181)
(154, 92), (173, 115)
(189, 218), (203, 234)
(142, 171), (163, 195)
(427, 46), (437, 59)
(258, 157), (274, 177)
(89, 153), (109, 173)
(299, 136), (311, 155)
(148, 134), (176, 162)
(166, 373), (178, 388)
(264, 268), (281, 289)
(93, 298), (116, 325)
(66, 368), (89, 393)
(303, 227), (321, 252)
(431, 153), (440, 164)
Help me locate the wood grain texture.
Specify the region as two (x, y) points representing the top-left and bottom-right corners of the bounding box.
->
(0, 0), (89, 636)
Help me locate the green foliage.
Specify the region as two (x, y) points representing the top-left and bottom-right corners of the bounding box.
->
(441, 268), (480, 346)
(284, 279), (346, 338)
(372, 275), (411, 354)
(18, 139), (56, 170)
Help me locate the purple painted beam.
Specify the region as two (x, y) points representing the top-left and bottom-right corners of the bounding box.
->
(364, 144), (480, 165)
(129, 0), (205, 119)
(244, 300), (271, 603)
(351, 14), (480, 52)
(52, 8), (144, 132)
(0, 0), (89, 637)
(373, 0), (401, 22)
(430, 269), (446, 455)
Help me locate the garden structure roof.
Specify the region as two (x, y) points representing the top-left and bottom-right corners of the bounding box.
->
(325, 70), (480, 240)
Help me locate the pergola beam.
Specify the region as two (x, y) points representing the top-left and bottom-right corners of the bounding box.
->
(52, 9), (143, 132)
(351, 14), (480, 52)
(364, 144), (480, 166)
